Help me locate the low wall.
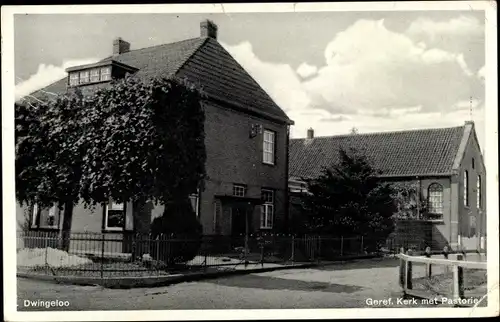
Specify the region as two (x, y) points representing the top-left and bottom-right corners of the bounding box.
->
(387, 220), (434, 251)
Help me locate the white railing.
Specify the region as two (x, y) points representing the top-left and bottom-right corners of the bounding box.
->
(397, 248), (487, 306)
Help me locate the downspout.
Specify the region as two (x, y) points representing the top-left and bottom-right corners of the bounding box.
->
(284, 124), (290, 234)
(416, 176), (420, 219)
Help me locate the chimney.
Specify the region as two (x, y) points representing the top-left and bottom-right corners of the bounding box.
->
(307, 128), (314, 139)
(113, 37), (130, 55)
(200, 20), (218, 39)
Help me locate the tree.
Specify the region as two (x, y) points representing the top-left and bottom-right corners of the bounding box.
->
(391, 181), (428, 220)
(301, 147), (397, 252)
(78, 76), (206, 257)
(350, 127), (359, 135)
(16, 76), (206, 255)
(16, 91), (88, 250)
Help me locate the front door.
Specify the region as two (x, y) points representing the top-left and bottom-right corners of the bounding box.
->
(231, 206), (247, 237)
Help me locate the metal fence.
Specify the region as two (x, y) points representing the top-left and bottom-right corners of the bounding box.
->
(16, 231), (388, 278)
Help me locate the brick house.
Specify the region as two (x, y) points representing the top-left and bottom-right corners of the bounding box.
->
(288, 123), (486, 251)
(16, 20), (294, 250)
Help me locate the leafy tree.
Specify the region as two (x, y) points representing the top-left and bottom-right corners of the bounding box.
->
(301, 147), (397, 252)
(16, 76), (206, 255)
(78, 76), (206, 256)
(16, 92), (87, 250)
(149, 198), (203, 265)
(391, 181), (428, 220)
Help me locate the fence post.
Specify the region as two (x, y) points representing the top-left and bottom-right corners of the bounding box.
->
(100, 233), (105, 279)
(405, 249), (413, 290)
(204, 246), (208, 271)
(361, 236), (364, 254)
(259, 243), (264, 268)
(291, 235), (295, 263)
(156, 236), (160, 262)
(443, 246), (449, 275)
(340, 236), (344, 257)
(452, 254), (465, 301)
(399, 247), (405, 288)
(317, 236), (321, 264)
(425, 246), (432, 278)
(44, 231), (49, 266)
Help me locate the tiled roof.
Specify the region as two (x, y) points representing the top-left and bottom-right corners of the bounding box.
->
(289, 126), (467, 179)
(23, 36), (291, 124)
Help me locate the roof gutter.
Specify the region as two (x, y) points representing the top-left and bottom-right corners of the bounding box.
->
(289, 172), (453, 183)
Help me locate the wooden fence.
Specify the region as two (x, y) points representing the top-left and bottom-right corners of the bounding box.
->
(397, 247), (487, 307)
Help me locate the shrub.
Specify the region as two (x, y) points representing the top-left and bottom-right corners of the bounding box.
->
(149, 198), (202, 266)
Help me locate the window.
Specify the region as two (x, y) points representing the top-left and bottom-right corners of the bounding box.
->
(477, 175), (482, 209)
(69, 73), (79, 86)
(90, 68), (100, 82)
(31, 203), (60, 229)
(260, 189), (274, 229)
(104, 201), (125, 231)
(263, 130), (275, 165)
(427, 183), (444, 218)
(100, 67), (111, 81)
(464, 170), (469, 206)
(233, 184), (246, 197)
(472, 158), (475, 169)
(469, 215), (477, 237)
(189, 190), (200, 217)
(79, 70), (89, 84)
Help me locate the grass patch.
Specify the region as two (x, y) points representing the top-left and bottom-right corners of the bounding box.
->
(412, 269), (487, 298)
(20, 261), (171, 278)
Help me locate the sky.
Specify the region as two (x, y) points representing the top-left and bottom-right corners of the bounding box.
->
(14, 10), (486, 149)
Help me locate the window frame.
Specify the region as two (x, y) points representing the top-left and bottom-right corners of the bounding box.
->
(79, 70), (90, 84)
(232, 184), (246, 197)
(263, 130), (276, 165)
(189, 190), (200, 217)
(427, 183), (444, 219)
(31, 203), (61, 230)
(89, 68), (100, 82)
(103, 200), (126, 232)
(100, 67), (111, 81)
(69, 72), (80, 86)
(260, 189), (274, 229)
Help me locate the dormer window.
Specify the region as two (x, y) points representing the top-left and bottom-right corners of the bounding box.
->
(100, 67), (111, 81)
(66, 60), (138, 88)
(90, 68), (100, 82)
(69, 73), (79, 86)
(79, 70), (89, 84)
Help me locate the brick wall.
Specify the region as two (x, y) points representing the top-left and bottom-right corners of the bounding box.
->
(457, 129), (486, 245)
(199, 101), (288, 235)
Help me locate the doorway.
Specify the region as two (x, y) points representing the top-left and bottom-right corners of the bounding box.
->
(231, 205), (248, 237)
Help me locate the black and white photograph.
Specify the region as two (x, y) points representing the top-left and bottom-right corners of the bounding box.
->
(2, 2), (498, 320)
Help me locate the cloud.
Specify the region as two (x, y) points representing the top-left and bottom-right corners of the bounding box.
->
(406, 15), (483, 41)
(221, 42), (310, 113)
(296, 62), (318, 78)
(210, 19), (484, 147)
(15, 58), (100, 100)
(303, 19), (482, 115)
(477, 65), (486, 82)
(318, 115), (349, 123)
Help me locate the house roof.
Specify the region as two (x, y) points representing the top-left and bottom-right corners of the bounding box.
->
(22, 35), (292, 124)
(289, 125), (470, 180)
